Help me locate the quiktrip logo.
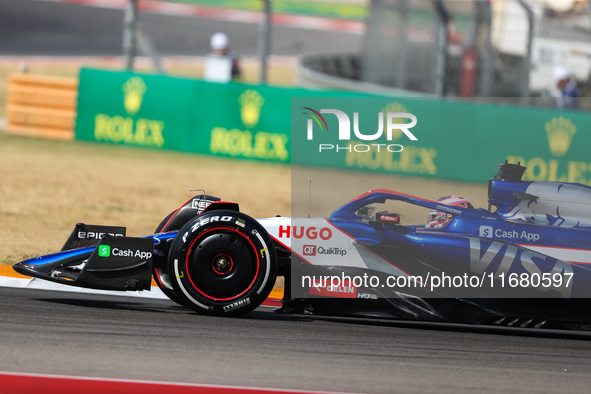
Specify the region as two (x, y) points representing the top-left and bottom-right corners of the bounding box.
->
(303, 245), (316, 256)
(317, 246), (347, 256)
(303, 107), (417, 153)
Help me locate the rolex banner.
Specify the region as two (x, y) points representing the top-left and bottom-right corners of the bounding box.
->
(76, 68), (358, 163)
(291, 97), (591, 184)
(76, 68), (591, 183)
(76, 69), (197, 151)
(76, 68), (295, 161)
(76, 69), (366, 162)
(474, 104), (591, 184)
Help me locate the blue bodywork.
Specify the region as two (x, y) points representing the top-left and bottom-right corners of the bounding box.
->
(323, 186), (591, 299)
(14, 163), (591, 328)
(21, 232), (177, 266)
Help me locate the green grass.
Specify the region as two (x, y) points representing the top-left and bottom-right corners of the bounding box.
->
(0, 130), (291, 264)
(159, 0), (369, 20)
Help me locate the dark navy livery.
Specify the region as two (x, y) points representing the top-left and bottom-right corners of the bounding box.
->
(14, 163), (591, 329)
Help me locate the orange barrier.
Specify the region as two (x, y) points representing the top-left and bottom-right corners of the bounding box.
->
(6, 73), (78, 140)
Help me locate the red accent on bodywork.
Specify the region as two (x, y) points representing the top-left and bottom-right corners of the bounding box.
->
(310, 279), (357, 299)
(325, 218), (355, 240)
(160, 196), (196, 232)
(154, 268), (164, 288)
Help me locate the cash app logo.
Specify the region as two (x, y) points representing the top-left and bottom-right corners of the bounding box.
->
(98, 245), (111, 257)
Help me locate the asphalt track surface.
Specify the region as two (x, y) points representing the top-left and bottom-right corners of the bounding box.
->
(3, 1), (591, 392)
(0, 0), (361, 56)
(1, 286), (591, 393)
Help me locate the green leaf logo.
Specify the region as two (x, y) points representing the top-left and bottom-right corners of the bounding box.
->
(98, 245), (111, 257)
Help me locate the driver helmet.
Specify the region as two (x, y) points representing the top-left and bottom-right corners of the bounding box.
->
(425, 196), (473, 228)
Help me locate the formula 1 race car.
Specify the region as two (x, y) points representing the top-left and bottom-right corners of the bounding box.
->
(13, 162), (591, 330)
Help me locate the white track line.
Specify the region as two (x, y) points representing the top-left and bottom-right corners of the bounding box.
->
(0, 276), (169, 299)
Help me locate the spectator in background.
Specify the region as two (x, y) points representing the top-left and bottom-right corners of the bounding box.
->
(554, 66), (581, 109)
(208, 32), (241, 80)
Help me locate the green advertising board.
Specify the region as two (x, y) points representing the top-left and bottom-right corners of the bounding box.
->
(76, 69), (200, 153)
(475, 104), (591, 184)
(76, 69), (293, 161)
(76, 68), (370, 164)
(291, 97), (591, 184)
(291, 98), (479, 181)
(76, 68), (591, 184)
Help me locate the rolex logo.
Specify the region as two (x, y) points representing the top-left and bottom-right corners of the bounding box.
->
(380, 102), (409, 141)
(122, 76), (147, 115)
(238, 90), (264, 129)
(545, 116), (576, 157)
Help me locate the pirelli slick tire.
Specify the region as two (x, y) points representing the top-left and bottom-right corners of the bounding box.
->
(167, 210), (277, 317)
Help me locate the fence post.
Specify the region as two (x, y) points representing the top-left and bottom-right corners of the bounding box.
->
(137, 26), (164, 74)
(123, 0), (138, 71)
(517, 0), (534, 105)
(258, 0), (272, 84)
(478, 0), (493, 98)
(362, 0), (384, 84)
(433, 0), (450, 97)
(396, 0), (409, 89)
